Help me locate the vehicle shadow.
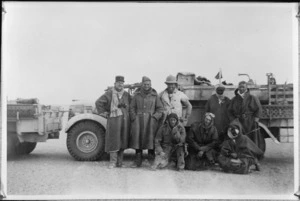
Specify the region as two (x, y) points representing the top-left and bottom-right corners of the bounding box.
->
(7, 149), (137, 163)
(7, 152), (73, 162)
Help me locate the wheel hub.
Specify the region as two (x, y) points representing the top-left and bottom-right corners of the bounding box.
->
(76, 131), (98, 153)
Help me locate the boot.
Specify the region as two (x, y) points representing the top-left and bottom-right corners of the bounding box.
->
(254, 158), (261, 171)
(148, 149), (155, 161)
(117, 149), (125, 168)
(108, 152), (118, 169)
(255, 162), (261, 171)
(177, 167), (184, 172)
(150, 159), (158, 171)
(131, 149), (142, 168)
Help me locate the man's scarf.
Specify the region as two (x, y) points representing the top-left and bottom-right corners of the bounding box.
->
(141, 87), (152, 95)
(216, 94), (225, 104)
(110, 88), (124, 118)
(237, 90), (246, 99)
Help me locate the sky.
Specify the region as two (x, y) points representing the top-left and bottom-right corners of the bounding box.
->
(2, 2), (298, 105)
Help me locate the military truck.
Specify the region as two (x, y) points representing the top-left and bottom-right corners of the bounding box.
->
(7, 98), (65, 156)
(65, 72), (293, 161)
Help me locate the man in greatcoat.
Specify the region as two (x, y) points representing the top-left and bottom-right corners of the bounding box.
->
(95, 76), (131, 169)
(159, 75), (192, 126)
(218, 119), (263, 174)
(205, 84), (231, 144)
(228, 81), (265, 153)
(151, 113), (186, 172)
(185, 113), (219, 170)
(129, 76), (164, 167)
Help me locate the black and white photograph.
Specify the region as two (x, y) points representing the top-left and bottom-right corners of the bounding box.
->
(1, 2), (299, 200)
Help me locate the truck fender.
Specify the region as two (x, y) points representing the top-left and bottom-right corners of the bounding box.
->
(65, 113), (107, 133)
(258, 122), (280, 144)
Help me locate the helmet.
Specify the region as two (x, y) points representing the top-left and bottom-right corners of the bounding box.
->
(165, 75), (178, 84)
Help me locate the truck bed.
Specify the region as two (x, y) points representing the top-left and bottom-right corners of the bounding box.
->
(7, 104), (38, 121)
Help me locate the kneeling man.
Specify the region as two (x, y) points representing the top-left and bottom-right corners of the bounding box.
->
(151, 113), (186, 172)
(218, 119), (263, 174)
(185, 113), (219, 170)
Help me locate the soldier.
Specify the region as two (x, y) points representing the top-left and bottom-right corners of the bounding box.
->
(205, 84), (231, 144)
(218, 119), (263, 174)
(129, 76), (164, 167)
(228, 81), (265, 153)
(95, 76), (131, 169)
(159, 75), (192, 126)
(185, 113), (219, 170)
(151, 113), (186, 172)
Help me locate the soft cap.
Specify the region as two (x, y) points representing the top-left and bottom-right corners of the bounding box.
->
(167, 113), (179, 122)
(115, 76), (125, 82)
(142, 76), (151, 82)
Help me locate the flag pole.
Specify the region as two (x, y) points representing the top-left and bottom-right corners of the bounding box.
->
(219, 68), (222, 84)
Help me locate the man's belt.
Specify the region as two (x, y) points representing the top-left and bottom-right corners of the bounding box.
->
(237, 113), (254, 119)
(137, 112), (152, 115)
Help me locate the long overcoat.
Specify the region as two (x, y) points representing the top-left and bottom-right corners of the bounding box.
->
(95, 90), (131, 152)
(228, 88), (265, 152)
(129, 88), (164, 150)
(205, 94), (231, 142)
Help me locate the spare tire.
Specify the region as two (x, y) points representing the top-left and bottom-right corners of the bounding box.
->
(67, 121), (105, 161)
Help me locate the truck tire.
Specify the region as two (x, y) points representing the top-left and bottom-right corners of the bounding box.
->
(16, 142), (37, 155)
(7, 132), (18, 157)
(7, 132), (37, 157)
(67, 121), (105, 161)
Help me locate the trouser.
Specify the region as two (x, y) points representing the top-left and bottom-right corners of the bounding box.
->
(152, 146), (185, 170)
(185, 149), (217, 170)
(205, 149), (217, 162)
(109, 149), (124, 167)
(134, 149), (143, 166)
(218, 154), (255, 174)
(117, 149), (124, 166)
(148, 149), (155, 160)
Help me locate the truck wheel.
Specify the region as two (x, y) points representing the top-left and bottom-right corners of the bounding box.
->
(7, 133), (37, 156)
(67, 121), (105, 161)
(16, 142), (37, 155)
(7, 132), (18, 157)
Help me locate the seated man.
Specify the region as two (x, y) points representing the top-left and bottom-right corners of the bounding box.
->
(151, 113), (186, 172)
(185, 113), (219, 170)
(218, 119), (263, 174)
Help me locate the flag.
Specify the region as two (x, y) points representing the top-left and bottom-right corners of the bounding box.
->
(215, 70), (222, 79)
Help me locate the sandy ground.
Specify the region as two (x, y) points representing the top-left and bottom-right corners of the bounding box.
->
(4, 113), (296, 200)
